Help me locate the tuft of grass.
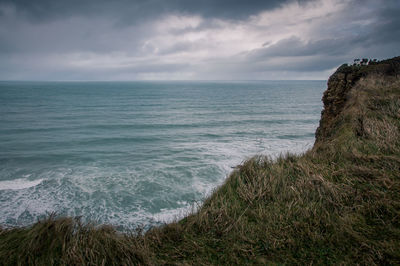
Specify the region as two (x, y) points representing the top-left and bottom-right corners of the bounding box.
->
(1, 57), (400, 265)
(0, 215), (151, 265)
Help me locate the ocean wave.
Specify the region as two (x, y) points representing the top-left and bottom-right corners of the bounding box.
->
(0, 178), (44, 190)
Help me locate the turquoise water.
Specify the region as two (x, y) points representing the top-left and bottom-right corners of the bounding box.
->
(0, 80), (325, 229)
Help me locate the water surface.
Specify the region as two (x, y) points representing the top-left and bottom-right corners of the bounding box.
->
(0, 80), (325, 229)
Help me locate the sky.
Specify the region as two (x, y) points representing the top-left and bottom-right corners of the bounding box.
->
(0, 0), (399, 81)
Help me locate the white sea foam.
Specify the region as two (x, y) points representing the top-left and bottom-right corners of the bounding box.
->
(152, 203), (196, 224)
(0, 178), (44, 190)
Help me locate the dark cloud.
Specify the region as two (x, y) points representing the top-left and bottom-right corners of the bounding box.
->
(245, 37), (357, 59)
(0, 0), (309, 23)
(242, 32), (388, 61)
(233, 0), (400, 75)
(0, 12), (152, 55)
(368, 7), (400, 44)
(156, 41), (200, 55)
(0, 0), (399, 80)
(205, 54), (348, 76)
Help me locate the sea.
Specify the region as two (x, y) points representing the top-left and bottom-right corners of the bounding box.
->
(0, 80), (325, 230)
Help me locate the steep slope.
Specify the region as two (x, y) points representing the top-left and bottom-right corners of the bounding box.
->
(316, 56), (400, 143)
(1, 57), (399, 265)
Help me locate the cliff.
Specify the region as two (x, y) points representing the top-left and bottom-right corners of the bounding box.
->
(316, 56), (400, 143)
(1, 57), (399, 265)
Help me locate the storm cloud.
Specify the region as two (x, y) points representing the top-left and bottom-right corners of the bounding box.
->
(0, 0), (399, 80)
(0, 0), (309, 22)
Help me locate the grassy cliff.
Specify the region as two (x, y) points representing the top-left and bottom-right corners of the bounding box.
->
(1, 57), (400, 265)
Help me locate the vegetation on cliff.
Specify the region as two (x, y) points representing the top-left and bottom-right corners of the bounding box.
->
(1, 57), (399, 265)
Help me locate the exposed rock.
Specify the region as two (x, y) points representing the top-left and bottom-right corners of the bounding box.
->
(315, 56), (400, 143)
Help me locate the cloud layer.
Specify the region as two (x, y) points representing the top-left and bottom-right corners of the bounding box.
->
(0, 0), (399, 80)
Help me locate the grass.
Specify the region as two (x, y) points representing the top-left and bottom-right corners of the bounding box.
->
(1, 60), (399, 265)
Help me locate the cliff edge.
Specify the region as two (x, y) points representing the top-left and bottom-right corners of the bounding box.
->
(1, 57), (399, 265)
(316, 56), (400, 143)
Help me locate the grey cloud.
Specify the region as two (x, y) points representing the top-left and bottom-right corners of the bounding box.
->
(121, 61), (190, 73)
(214, 54), (347, 74)
(245, 33), (376, 60)
(0, 13), (152, 55)
(191, 59), (342, 80)
(251, 56), (347, 72)
(0, 52), (190, 80)
(245, 37), (350, 59)
(237, 0), (400, 74)
(345, 0), (400, 45)
(156, 41), (200, 55)
(368, 8), (400, 44)
(0, 0), (309, 23)
(0, 0), (399, 80)
(166, 20), (225, 36)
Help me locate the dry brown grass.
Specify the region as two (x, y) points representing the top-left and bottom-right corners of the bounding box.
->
(0, 215), (151, 265)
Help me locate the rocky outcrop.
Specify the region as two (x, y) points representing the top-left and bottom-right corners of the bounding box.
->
(315, 56), (400, 143)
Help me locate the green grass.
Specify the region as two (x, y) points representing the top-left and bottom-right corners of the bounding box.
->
(1, 59), (400, 265)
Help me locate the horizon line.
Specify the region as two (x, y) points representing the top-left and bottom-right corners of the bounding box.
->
(0, 79), (326, 82)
